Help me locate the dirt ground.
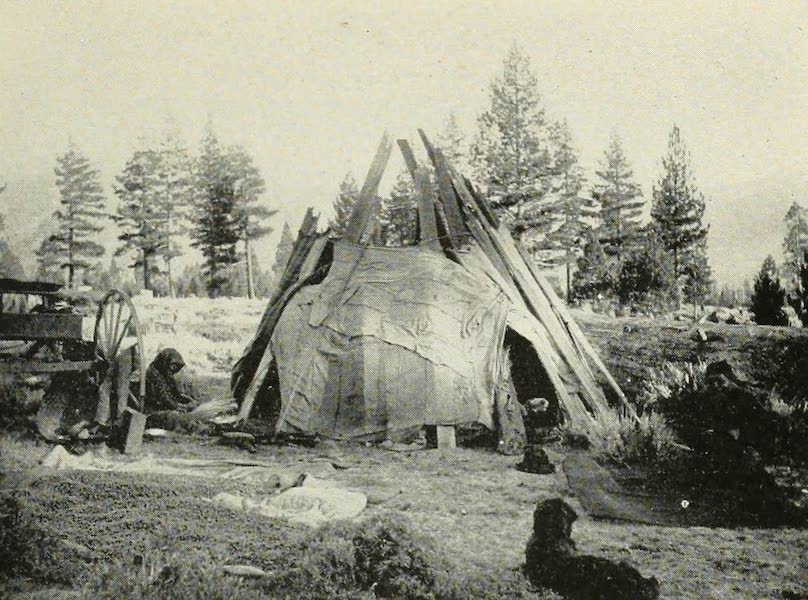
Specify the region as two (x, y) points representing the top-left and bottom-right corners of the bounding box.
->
(2, 433), (806, 600)
(2, 302), (807, 598)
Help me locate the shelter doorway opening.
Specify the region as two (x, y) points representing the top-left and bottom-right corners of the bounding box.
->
(503, 328), (560, 436)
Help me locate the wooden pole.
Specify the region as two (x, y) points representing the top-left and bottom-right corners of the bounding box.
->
(345, 133), (393, 244)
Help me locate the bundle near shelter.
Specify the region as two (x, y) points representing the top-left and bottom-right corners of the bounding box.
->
(232, 131), (635, 445)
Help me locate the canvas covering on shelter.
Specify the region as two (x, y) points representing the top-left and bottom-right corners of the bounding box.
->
(271, 243), (508, 437)
(232, 131), (635, 441)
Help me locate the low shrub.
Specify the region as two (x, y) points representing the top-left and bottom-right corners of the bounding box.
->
(0, 375), (40, 431)
(0, 492), (85, 585)
(594, 411), (681, 467)
(268, 513), (449, 599)
(81, 546), (268, 600)
(634, 361), (706, 415)
(623, 358), (808, 525)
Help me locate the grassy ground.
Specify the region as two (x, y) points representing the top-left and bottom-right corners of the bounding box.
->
(2, 303), (807, 598)
(574, 310), (808, 401)
(2, 434), (806, 599)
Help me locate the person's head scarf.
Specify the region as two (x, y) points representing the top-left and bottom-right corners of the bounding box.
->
(153, 348), (185, 375)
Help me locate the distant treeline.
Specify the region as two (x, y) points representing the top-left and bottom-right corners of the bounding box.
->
(329, 46), (712, 312)
(1, 45), (805, 312)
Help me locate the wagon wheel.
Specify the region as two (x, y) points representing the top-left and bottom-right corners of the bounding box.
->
(94, 289), (146, 409)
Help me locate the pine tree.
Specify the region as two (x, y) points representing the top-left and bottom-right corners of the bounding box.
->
(437, 112), (466, 170)
(571, 232), (617, 301)
(750, 255), (789, 326)
(154, 129), (194, 296)
(616, 227), (676, 307)
(470, 45), (557, 250)
(329, 173), (360, 237)
(782, 202), (808, 289)
(227, 146), (275, 298)
(113, 149), (164, 291)
(95, 257), (125, 292)
(651, 125), (709, 286)
(381, 168), (418, 246)
(271, 222), (295, 286)
(682, 241), (713, 309)
(47, 145), (107, 288)
(593, 134), (644, 266)
(545, 120), (594, 299)
(175, 263), (206, 297)
(788, 250), (808, 327)
(190, 127), (241, 297)
(0, 215), (25, 279)
(35, 238), (62, 282)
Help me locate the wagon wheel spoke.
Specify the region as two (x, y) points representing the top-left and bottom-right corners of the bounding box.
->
(110, 300), (125, 356)
(99, 305), (112, 357)
(110, 315), (133, 362)
(94, 288), (146, 410)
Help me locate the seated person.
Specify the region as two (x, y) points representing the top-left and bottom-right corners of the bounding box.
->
(145, 348), (194, 413)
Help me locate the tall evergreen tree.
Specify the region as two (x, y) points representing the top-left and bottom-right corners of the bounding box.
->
(788, 250), (808, 327)
(615, 226), (676, 307)
(329, 173), (360, 237)
(381, 168), (418, 246)
(35, 238), (62, 282)
(113, 149), (164, 291)
(154, 129), (194, 296)
(0, 215), (25, 279)
(782, 201), (808, 289)
(271, 222), (295, 286)
(190, 127), (241, 297)
(681, 240), (713, 309)
(750, 255), (789, 326)
(593, 133), (644, 266)
(571, 232), (617, 301)
(470, 45), (557, 251)
(650, 125), (709, 283)
(545, 120), (593, 298)
(45, 145), (107, 288)
(228, 146), (275, 299)
(437, 112), (466, 170)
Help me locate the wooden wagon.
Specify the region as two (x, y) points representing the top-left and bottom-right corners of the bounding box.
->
(0, 279), (146, 440)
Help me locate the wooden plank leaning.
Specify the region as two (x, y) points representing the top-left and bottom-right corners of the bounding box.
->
(237, 234), (331, 420)
(513, 242), (636, 420)
(443, 163), (612, 422)
(418, 130), (467, 243)
(419, 130), (606, 422)
(397, 139), (441, 252)
(413, 166), (441, 251)
(232, 209), (320, 401)
(420, 140), (598, 431)
(345, 133), (394, 244)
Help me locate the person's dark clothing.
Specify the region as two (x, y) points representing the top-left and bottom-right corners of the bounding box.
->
(145, 348), (189, 413)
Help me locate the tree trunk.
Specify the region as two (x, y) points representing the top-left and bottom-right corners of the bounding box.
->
(67, 227), (75, 289)
(142, 253), (151, 292)
(673, 247), (681, 308)
(245, 232), (255, 299)
(165, 200), (176, 298)
(566, 249), (572, 303)
(166, 256), (174, 297)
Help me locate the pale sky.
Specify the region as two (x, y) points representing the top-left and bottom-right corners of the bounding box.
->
(1, 1), (806, 285)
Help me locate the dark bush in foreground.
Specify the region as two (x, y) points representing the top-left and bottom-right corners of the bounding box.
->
(0, 492), (85, 585)
(627, 359), (807, 525)
(266, 513), (449, 599)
